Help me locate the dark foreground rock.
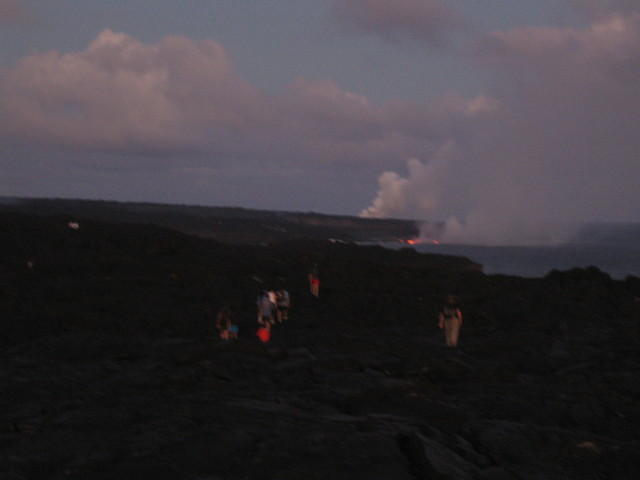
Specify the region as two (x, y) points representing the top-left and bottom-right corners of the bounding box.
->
(1, 212), (640, 479)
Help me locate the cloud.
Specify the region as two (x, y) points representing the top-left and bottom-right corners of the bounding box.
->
(332, 0), (463, 45)
(278, 79), (498, 167)
(0, 0), (23, 22)
(0, 29), (264, 152)
(0, 28), (501, 217)
(361, 14), (640, 244)
(0, 29), (488, 168)
(7, 16), (639, 237)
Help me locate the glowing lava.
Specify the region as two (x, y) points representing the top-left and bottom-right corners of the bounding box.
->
(400, 238), (440, 245)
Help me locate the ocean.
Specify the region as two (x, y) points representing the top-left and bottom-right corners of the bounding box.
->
(378, 242), (640, 279)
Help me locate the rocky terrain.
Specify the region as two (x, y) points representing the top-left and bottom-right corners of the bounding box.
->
(2, 210), (640, 479)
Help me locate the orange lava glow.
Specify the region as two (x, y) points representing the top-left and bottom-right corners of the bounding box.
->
(399, 238), (441, 245)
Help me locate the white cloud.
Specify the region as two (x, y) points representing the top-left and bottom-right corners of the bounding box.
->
(0, 30), (262, 151)
(0, 30), (491, 169)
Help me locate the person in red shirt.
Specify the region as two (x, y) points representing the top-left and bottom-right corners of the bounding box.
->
(308, 264), (320, 298)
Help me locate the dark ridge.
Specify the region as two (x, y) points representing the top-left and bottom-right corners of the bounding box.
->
(0, 196), (421, 244)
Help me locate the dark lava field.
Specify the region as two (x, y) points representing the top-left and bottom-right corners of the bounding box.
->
(2, 209), (640, 479)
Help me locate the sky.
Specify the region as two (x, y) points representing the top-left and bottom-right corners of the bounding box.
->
(1, 0), (639, 244)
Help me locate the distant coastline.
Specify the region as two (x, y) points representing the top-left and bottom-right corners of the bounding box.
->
(0, 196), (419, 244)
(374, 241), (640, 280)
(4, 196), (639, 279)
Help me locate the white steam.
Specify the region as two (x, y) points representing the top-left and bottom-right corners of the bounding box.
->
(361, 155), (578, 246)
(359, 171), (409, 218)
(360, 147), (451, 219)
(360, 12), (640, 246)
(438, 215), (577, 247)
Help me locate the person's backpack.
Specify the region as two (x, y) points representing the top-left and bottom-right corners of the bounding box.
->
(257, 327), (270, 343)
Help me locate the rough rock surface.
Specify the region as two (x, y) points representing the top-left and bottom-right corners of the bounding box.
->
(2, 212), (639, 479)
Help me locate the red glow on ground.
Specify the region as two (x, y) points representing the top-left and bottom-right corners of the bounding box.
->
(399, 238), (442, 245)
(400, 238), (441, 245)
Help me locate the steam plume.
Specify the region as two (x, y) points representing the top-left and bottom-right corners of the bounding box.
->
(360, 13), (640, 246)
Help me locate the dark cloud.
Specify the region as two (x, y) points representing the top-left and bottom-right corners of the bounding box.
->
(332, 0), (464, 45)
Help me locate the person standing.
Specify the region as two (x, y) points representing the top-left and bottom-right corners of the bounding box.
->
(267, 289), (277, 313)
(308, 264), (320, 298)
(438, 295), (463, 348)
(216, 305), (237, 340)
(276, 289), (290, 323)
(257, 291), (274, 326)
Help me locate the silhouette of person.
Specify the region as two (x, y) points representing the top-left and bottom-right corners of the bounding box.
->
(276, 289), (290, 323)
(438, 295), (463, 348)
(308, 264), (320, 298)
(216, 305), (237, 340)
(257, 291), (275, 325)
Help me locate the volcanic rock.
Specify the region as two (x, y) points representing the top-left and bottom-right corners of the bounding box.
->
(1, 211), (639, 479)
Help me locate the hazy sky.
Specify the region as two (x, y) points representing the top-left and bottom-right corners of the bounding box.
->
(1, 1), (639, 244)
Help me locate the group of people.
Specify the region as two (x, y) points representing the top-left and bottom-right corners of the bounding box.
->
(215, 265), (463, 348)
(214, 288), (292, 343)
(255, 289), (290, 343)
(257, 289), (290, 326)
